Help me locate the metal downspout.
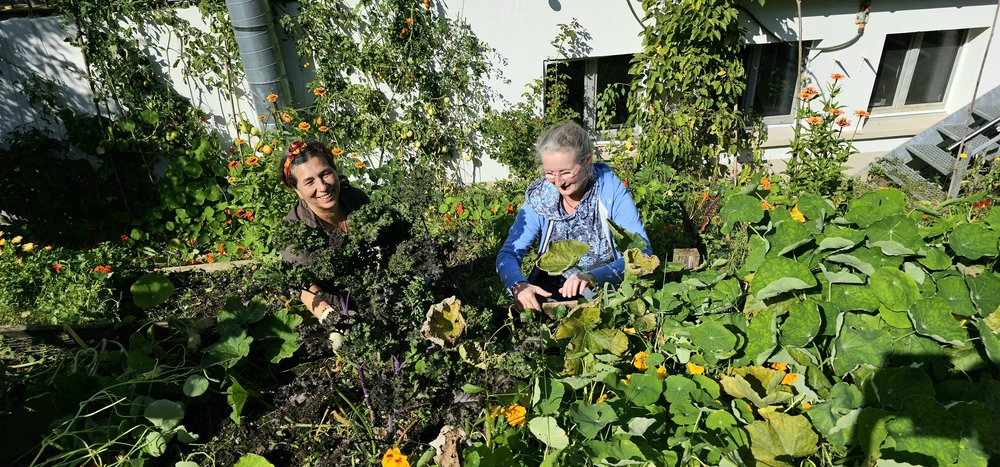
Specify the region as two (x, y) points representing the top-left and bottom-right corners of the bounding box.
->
(225, 0), (290, 127)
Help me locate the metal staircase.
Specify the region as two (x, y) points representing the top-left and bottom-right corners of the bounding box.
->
(872, 87), (1000, 201)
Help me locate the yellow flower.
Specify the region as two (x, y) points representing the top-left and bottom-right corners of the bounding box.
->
(331, 147), (345, 156)
(381, 447), (410, 467)
(11, 236), (23, 244)
(505, 404), (527, 427)
(656, 365), (667, 379)
(227, 176), (236, 184)
(303, 62), (311, 68)
(489, 405), (504, 418)
(266, 93), (278, 103)
(21, 243), (35, 252)
(235, 138), (245, 146)
(318, 125), (329, 133)
(0, 239), (5, 246)
(686, 362), (705, 375)
(355, 161), (366, 169)
(633, 351), (649, 371)
(770, 362), (788, 371)
(781, 373), (799, 386)
(717, 70), (727, 76)
(257, 115), (268, 121)
(801, 402), (812, 410)
(297, 121), (312, 131)
(959, 153), (968, 159)
(595, 392), (608, 404)
(621, 374), (632, 385)
(790, 205), (806, 223)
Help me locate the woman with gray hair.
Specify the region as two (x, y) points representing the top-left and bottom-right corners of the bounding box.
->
(496, 120), (652, 311)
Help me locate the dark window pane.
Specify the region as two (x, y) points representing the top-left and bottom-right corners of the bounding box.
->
(750, 42), (798, 116)
(905, 29), (962, 105)
(544, 60), (585, 120)
(871, 33), (912, 107)
(596, 54), (633, 126)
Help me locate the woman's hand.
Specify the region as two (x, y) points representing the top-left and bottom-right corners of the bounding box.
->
(559, 273), (594, 299)
(512, 281), (552, 311)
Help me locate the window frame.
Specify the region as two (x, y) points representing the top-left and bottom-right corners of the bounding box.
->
(741, 41), (809, 124)
(542, 53), (635, 132)
(870, 29), (967, 114)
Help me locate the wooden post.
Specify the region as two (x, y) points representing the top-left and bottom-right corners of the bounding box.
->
(673, 248), (700, 270)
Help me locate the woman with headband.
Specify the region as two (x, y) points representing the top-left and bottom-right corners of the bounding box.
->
(278, 141), (369, 321)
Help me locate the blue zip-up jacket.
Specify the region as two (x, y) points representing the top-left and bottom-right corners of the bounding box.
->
(495, 163), (652, 291)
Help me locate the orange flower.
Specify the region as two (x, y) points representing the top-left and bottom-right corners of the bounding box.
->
(790, 205), (806, 222)
(52, 263), (64, 273)
(761, 200), (772, 210)
(281, 113), (293, 124)
(656, 365), (668, 379)
(405, 17), (413, 26)
(806, 116), (824, 125)
(218, 243), (226, 254)
(246, 156), (259, 166)
(760, 176), (772, 191)
(354, 161), (365, 169)
(246, 211), (255, 221)
(266, 93), (278, 103)
(780, 373), (799, 386)
(506, 204), (515, 214)
(798, 86), (818, 100)
(444, 213), (452, 223)
(227, 176), (236, 184)
(835, 117), (851, 128)
(830, 73), (846, 81)
(382, 447), (410, 467)
(235, 138), (246, 146)
(313, 87), (327, 96)
(297, 121), (312, 131)
(490, 207), (497, 215)
(455, 203), (464, 215)
(424, 0), (430, 11)
(505, 404), (527, 427)
(701, 191), (710, 202)
(921, 214), (929, 220)
(257, 115), (268, 121)
(226, 218), (233, 225)
(686, 362), (705, 375)
(770, 362), (788, 371)
(315, 116), (324, 126)
(331, 147), (345, 156)
(235, 209), (246, 218)
(595, 392), (608, 404)
(205, 254), (215, 264)
(853, 110), (871, 118)
(318, 125), (329, 133)
(621, 374), (632, 385)
(227, 160), (240, 169)
(827, 108), (844, 116)
(120, 234), (129, 241)
(633, 351), (650, 371)
(93, 265), (112, 274)
(622, 178), (629, 188)
(801, 402), (812, 410)
(400, 28), (408, 36)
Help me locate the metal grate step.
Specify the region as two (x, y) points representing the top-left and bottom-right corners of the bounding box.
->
(973, 105), (1000, 122)
(964, 135), (999, 156)
(938, 124), (975, 142)
(873, 158), (946, 202)
(907, 144), (957, 174)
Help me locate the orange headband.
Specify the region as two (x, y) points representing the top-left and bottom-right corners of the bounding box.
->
(283, 141), (307, 187)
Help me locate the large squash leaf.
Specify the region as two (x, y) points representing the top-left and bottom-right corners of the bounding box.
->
(746, 408), (819, 466)
(537, 240), (590, 275)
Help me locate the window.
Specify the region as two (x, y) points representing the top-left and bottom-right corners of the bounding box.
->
(741, 42), (801, 118)
(870, 29), (965, 109)
(544, 54), (635, 130)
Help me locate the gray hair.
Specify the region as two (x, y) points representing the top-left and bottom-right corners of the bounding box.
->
(535, 120), (594, 178)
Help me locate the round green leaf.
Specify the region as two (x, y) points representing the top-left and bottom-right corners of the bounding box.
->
(949, 223), (1000, 260)
(867, 215), (922, 256)
(869, 267), (920, 312)
(936, 275), (976, 317)
(624, 373), (663, 407)
(527, 416), (569, 450)
(832, 315), (894, 375)
(780, 300), (822, 347)
(917, 247), (952, 270)
(720, 194), (765, 225)
(967, 273), (1000, 316)
(909, 297), (968, 345)
(567, 401), (617, 438)
(233, 453), (275, 467)
(887, 396), (962, 466)
(145, 399), (185, 431)
(751, 256), (818, 301)
(131, 274), (176, 309)
(767, 220), (812, 256)
(183, 374), (209, 397)
(870, 367), (934, 409)
(144, 431), (168, 457)
(705, 410), (737, 430)
(845, 189), (905, 227)
(689, 321), (738, 356)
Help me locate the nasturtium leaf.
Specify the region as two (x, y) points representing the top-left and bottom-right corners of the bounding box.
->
(832, 315), (894, 376)
(818, 227), (866, 252)
(741, 308), (778, 366)
(689, 320), (738, 357)
(568, 401), (617, 438)
(845, 188), (905, 227)
(740, 235), (769, 276)
(706, 410), (737, 430)
(780, 300), (822, 347)
(176, 462), (201, 467)
(948, 402), (998, 464)
(532, 378), (566, 415)
(819, 264), (863, 284)
(936, 276), (976, 316)
(886, 396), (961, 466)
(746, 409), (819, 465)
(917, 246), (952, 270)
(692, 373), (722, 400)
(663, 374), (699, 405)
(233, 453), (275, 467)
(144, 431), (168, 457)
(183, 374), (209, 397)
(751, 256), (817, 301)
(720, 194), (765, 225)
(909, 297), (968, 345)
(870, 366), (935, 410)
(528, 416), (569, 450)
(902, 262), (925, 285)
(625, 373), (663, 407)
(797, 194), (834, 223)
(856, 408), (893, 457)
(420, 296), (466, 347)
(227, 377), (248, 425)
(537, 240), (589, 275)
(967, 272), (1000, 316)
(145, 399), (185, 431)
(879, 306), (913, 329)
(719, 368), (790, 408)
(131, 274), (176, 309)
(767, 220), (812, 256)
(975, 319), (1000, 365)
(870, 267), (920, 312)
(829, 285), (880, 311)
(626, 417), (657, 437)
(624, 249), (660, 277)
(866, 215), (922, 256)
(826, 253), (875, 275)
(948, 222), (1000, 260)
(609, 221), (647, 253)
(669, 400), (700, 425)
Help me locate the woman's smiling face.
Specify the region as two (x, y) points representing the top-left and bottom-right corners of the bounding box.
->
(541, 149), (592, 199)
(291, 157), (341, 214)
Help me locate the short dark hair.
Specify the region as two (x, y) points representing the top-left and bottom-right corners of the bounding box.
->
(279, 141), (339, 188)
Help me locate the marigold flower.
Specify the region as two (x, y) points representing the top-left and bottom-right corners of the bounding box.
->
(228, 160), (240, 169)
(633, 351), (650, 371)
(226, 218), (233, 225)
(835, 117), (851, 128)
(830, 73), (846, 81)
(400, 28), (408, 36)
(266, 93), (278, 103)
(921, 214), (929, 220)
(701, 191), (710, 202)
(318, 125), (329, 133)
(349, 152), (359, 158)
(355, 161), (365, 169)
(246, 156), (259, 166)
(331, 147), (345, 156)
(505, 404), (527, 427)
(806, 116), (824, 125)
(760, 177), (772, 191)
(52, 263), (64, 273)
(11, 236), (22, 244)
(21, 243), (35, 252)
(313, 87), (327, 96)
(382, 447), (410, 467)
(297, 121), (312, 131)
(770, 362), (788, 371)
(656, 365), (668, 379)
(246, 211), (255, 221)
(0, 239), (6, 247)
(228, 176), (236, 184)
(798, 86), (818, 100)
(828, 108), (844, 116)
(281, 113), (293, 124)
(781, 373), (799, 386)
(455, 203), (464, 215)
(687, 362), (705, 375)
(717, 70), (727, 76)
(854, 110), (871, 118)
(790, 205), (806, 222)
(218, 243), (226, 254)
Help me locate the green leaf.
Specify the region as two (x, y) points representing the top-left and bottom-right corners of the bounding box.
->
(936, 275), (976, 316)
(751, 256), (818, 301)
(144, 431), (169, 457)
(832, 315), (894, 376)
(886, 396), (961, 466)
(739, 235), (769, 275)
(828, 285), (880, 311)
(625, 417), (657, 436)
(568, 401), (617, 438)
(870, 367), (934, 410)
(746, 409), (819, 465)
(869, 267), (920, 312)
(817, 227), (865, 252)
(856, 408), (893, 456)
(866, 215), (922, 255)
(796, 194), (834, 223)
(845, 188), (905, 227)
(176, 462), (200, 467)
(140, 109), (160, 125)
(585, 329), (629, 355)
(974, 319), (1000, 365)
(909, 297), (968, 345)
(780, 300), (822, 347)
(131, 274), (176, 309)
(706, 410), (737, 430)
(742, 308), (778, 366)
(720, 194), (765, 225)
(227, 377), (248, 425)
(767, 220), (812, 256)
(719, 367), (790, 408)
(145, 399), (185, 431)
(202, 330), (252, 369)
(255, 309), (302, 363)
(532, 378), (566, 415)
(663, 374), (700, 405)
(917, 247), (952, 270)
(183, 374), (209, 397)
(624, 373), (663, 406)
(609, 221), (647, 252)
(948, 223), (1000, 260)
(537, 240), (590, 275)
(528, 416), (570, 450)
(233, 453), (275, 467)
(967, 273), (1000, 316)
(689, 320), (738, 357)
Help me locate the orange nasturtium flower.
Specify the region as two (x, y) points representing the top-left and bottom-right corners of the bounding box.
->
(52, 263), (64, 273)
(228, 176), (237, 184)
(830, 73), (846, 81)
(444, 213), (452, 223)
(257, 115), (268, 122)
(455, 203), (465, 215)
(760, 176), (772, 191)
(506, 204), (515, 214)
(505, 404), (527, 427)
(400, 28), (409, 36)
(266, 93), (278, 103)
(633, 351), (650, 371)
(121, 234), (129, 241)
(790, 206), (806, 222)
(805, 116), (825, 125)
(621, 374), (632, 385)
(331, 147), (345, 156)
(281, 112), (293, 124)
(246, 156), (260, 166)
(835, 117), (851, 128)
(781, 373), (799, 386)
(854, 110), (871, 118)
(205, 254), (215, 264)
(313, 87), (327, 96)
(770, 362), (788, 371)
(801, 402), (813, 410)
(297, 121), (312, 131)
(701, 191), (710, 202)
(405, 17), (413, 26)
(595, 392), (609, 404)
(761, 200), (772, 211)
(227, 160), (240, 169)
(687, 362), (705, 375)
(382, 447), (410, 467)
(656, 365), (668, 379)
